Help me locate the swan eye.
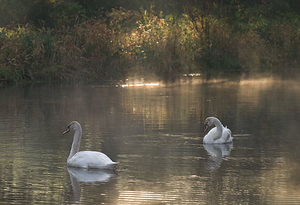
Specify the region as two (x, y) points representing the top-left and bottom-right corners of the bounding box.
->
(67, 123), (74, 129)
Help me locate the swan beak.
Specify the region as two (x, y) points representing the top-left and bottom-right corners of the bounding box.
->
(62, 128), (70, 135)
(204, 123), (209, 132)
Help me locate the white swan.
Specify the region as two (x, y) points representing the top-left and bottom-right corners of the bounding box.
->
(203, 117), (232, 144)
(63, 121), (118, 169)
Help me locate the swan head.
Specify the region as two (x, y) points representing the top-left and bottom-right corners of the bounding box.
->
(63, 121), (81, 135)
(204, 117), (216, 132)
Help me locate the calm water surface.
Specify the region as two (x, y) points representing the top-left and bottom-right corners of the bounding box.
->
(0, 78), (300, 204)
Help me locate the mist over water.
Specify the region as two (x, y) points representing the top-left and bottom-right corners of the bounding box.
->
(0, 76), (300, 204)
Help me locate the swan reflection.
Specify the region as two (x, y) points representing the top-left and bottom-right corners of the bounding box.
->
(203, 143), (233, 171)
(68, 167), (116, 202)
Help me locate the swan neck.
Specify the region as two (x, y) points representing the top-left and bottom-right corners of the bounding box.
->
(68, 127), (82, 161)
(214, 118), (223, 137)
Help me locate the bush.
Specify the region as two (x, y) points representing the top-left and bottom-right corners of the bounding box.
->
(1, 6), (300, 86)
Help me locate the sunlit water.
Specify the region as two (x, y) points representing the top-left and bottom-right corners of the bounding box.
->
(0, 77), (300, 204)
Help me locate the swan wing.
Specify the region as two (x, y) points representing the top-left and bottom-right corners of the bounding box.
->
(216, 127), (232, 143)
(203, 127), (218, 144)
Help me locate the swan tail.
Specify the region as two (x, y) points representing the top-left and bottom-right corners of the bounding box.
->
(225, 126), (232, 135)
(105, 161), (119, 170)
(108, 161), (119, 167)
(225, 126), (233, 142)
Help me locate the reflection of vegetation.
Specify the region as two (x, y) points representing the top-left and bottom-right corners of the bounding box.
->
(0, 1), (300, 86)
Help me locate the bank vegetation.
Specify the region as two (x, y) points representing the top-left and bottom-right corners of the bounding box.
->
(1, 0), (300, 85)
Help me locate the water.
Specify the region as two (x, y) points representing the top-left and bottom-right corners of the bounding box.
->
(0, 77), (300, 204)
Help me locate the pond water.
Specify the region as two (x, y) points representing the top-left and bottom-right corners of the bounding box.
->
(0, 77), (300, 204)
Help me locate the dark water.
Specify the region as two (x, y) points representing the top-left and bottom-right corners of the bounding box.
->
(0, 78), (300, 204)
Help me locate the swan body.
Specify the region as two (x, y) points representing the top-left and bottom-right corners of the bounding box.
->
(63, 121), (118, 169)
(67, 151), (117, 169)
(203, 117), (232, 144)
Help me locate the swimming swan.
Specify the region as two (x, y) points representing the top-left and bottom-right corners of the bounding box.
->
(203, 117), (232, 144)
(63, 121), (118, 169)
